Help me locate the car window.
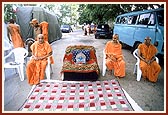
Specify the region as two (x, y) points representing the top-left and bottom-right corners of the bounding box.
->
(115, 17), (121, 24)
(120, 16), (128, 24)
(97, 25), (102, 28)
(104, 25), (109, 29)
(64, 25), (69, 28)
(156, 10), (164, 26)
(97, 25), (109, 29)
(61, 25), (70, 28)
(137, 13), (151, 25)
(128, 15), (138, 25)
(148, 13), (155, 25)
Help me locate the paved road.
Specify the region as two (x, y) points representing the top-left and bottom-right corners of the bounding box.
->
(3, 29), (165, 112)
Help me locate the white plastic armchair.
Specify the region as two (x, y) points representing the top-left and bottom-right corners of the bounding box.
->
(29, 56), (53, 80)
(102, 49), (107, 76)
(133, 49), (159, 81)
(45, 56), (53, 80)
(4, 47), (28, 81)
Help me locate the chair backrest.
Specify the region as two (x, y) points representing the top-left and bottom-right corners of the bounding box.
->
(133, 49), (141, 64)
(133, 49), (139, 59)
(14, 48), (28, 63)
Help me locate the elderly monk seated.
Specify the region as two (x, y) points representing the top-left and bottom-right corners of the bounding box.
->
(138, 36), (161, 82)
(105, 34), (126, 78)
(26, 34), (53, 85)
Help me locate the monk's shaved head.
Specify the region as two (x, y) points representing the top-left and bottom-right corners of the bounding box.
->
(37, 34), (43, 39)
(37, 34), (44, 44)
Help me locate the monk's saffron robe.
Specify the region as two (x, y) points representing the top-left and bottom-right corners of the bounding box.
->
(26, 41), (52, 85)
(138, 43), (161, 82)
(40, 21), (49, 42)
(40, 21), (54, 64)
(105, 41), (125, 77)
(8, 24), (24, 48)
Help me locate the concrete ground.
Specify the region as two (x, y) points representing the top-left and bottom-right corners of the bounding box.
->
(3, 29), (165, 112)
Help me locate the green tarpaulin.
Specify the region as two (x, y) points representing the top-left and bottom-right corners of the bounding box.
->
(16, 6), (62, 44)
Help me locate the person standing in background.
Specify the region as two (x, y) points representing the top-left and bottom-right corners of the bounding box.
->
(29, 18), (42, 41)
(7, 19), (24, 48)
(30, 18), (48, 41)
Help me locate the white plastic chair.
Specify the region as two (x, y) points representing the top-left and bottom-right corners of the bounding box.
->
(102, 49), (126, 77)
(45, 56), (53, 80)
(29, 56), (53, 80)
(102, 49), (107, 76)
(133, 49), (159, 81)
(4, 47), (28, 81)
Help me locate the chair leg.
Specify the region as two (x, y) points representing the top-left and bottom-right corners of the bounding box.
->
(102, 65), (106, 76)
(102, 55), (106, 76)
(45, 64), (50, 80)
(136, 67), (142, 81)
(50, 64), (53, 74)
(133, 64), (137, 74)
(61, 73), (64, 81)
(20, 64), (25, 81)
(14, 68), (18, 74)
(17, 65), (24, 81)
(102, 50), (107, 77)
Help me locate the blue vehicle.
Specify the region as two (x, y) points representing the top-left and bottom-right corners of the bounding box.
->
(113, 8), (164, 55)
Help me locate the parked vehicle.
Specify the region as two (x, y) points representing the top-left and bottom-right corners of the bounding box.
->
(95, 24), (112, 39)
(90, 24), (96, 33)
(60, 25), (73, 33)
(113, 8), (164, 55)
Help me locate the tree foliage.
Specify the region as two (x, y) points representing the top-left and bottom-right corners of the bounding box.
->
(59, 4), (79, 25)
(4, 4), (16, 23)
(4, 4), (36, 23)
(78, 4), (164, 25)
(4, 3), (164, 26)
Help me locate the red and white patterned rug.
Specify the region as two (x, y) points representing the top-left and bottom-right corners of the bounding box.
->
(19, 79), (141, 112)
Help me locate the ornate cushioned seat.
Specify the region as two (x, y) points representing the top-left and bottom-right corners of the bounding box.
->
(61, 45), (100, 81)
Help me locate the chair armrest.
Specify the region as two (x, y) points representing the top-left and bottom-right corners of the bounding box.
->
(155, 57), (159, 64)
(47, 56), (52, 64)
(133, 49), (140, 64)
(22, 48), (29, 58)
(30, 56), (50, 61)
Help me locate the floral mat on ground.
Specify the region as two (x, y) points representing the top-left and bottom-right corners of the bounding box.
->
(19, 79), (134, 112)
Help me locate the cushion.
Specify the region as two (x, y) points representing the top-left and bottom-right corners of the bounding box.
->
(72, 49), (90, 63)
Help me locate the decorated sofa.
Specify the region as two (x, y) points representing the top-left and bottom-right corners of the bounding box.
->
(61, 45), (100, 81)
